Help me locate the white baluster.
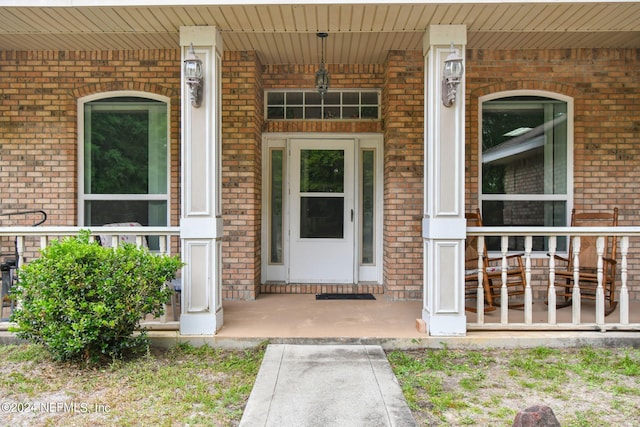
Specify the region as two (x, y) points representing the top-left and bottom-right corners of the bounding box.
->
(477, 236), (485, 323)
(111, 235), (119, 248)
(572, 236), (581, 325)
(136, 235), (144, 248)
(595, 236), (605, 326)
(619, 236), (629, 325)
(40, 235), (48, 250)
(548, 236), (557, 325)
(16, 236), (25, 269)
(524, 236), (532, 324)
(500, 235), (508, 325)
(159, 235), (168, 255)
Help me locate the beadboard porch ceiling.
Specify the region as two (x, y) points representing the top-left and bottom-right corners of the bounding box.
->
(0, 2), (639, 65)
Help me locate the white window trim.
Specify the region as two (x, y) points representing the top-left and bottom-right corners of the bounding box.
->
(77, 90), (172, 227)
(478, 90), (574, 255)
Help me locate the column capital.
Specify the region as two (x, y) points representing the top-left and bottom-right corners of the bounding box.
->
(423, 25), (467, 54)
(180, 26), (223, 51)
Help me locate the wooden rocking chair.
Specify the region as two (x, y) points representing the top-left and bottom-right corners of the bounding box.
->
(465, 209), (527, 312)
(549, 208), (618, 316)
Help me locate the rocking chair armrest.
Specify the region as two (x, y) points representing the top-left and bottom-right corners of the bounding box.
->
(547, 253), (569, 263)
(602, 256), (617, 265)
(486, 253), (525, 263)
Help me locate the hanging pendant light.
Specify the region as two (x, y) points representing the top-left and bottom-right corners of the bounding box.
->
(315, 32), (330, 97)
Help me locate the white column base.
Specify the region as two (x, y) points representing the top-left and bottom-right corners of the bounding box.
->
(422, 308), (466, 336)
(180, 309), (223, 335)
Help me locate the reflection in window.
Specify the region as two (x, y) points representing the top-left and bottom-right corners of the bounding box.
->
(481, 96), (569, 251)
(300, 197), (344, 239)
(300, 150), (344, 193)
(82, 96), (169, 249)
(361, 151), (375, 264)
(270, 150), (284, 264)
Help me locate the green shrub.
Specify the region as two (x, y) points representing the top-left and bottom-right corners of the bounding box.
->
(9, 230), (184, 364)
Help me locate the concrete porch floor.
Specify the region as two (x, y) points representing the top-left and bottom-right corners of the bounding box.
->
(152, 293), (640, 350)
(218, 294), (424, 339)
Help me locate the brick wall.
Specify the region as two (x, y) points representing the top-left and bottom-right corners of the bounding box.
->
(221, 51), (264, 300)
(382, 51), (424, 300)
(2, 46), (639, 302)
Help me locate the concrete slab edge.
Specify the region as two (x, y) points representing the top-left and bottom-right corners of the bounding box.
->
(1, 331), (638, 350)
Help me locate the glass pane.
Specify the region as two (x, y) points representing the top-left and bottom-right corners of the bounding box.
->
(361, 92), (378, 104)
(305, 106), (322, 119)
(324, 92), (340, 105)
(362, 106), (378, 119)
(88, 110), (149, 194)
(343, 92), (359, 104)
(286, 107), (303, 119)
(324, 106), (340, 119)
(362, 151), (375, 264)
(267, 106), (284, 119)
(267, 92), (284, 104)
(482, 97), (567, 195)
(286, 92), (303, 104)
(84, 200), (167, 250)
(305, 92), (322, 105)
(482, 200), (567, 251)
(85, 100), (167, 195)
(300, 150), (344, 193)
(270, 150), (284, 264)
(300, 197), (344, 238)
(84, 200), (167, 226)
(343, 106), (359, 119)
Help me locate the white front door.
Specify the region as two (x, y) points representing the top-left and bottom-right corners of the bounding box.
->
(289, 138), (355, 283)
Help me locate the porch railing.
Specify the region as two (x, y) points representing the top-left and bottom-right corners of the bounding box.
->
(466, 226), (640, 331)
(3, 226), (639, 333)
(0, 226), (181, 328)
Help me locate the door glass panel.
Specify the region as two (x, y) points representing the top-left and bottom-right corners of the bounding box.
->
(361, 150), (375, 264)
(270, 150), (284, 264)
(300, 197), (344, 238)
(300, 150), (344, 192)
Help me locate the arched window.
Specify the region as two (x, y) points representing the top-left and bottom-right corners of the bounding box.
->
(79, 93), (170, 245)
(480, 92), (573, 250)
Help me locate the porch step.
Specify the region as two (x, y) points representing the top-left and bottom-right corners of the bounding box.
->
(260, 283), (384, 295)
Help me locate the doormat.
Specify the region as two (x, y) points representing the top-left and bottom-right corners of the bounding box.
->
(315, 293), (376, 300)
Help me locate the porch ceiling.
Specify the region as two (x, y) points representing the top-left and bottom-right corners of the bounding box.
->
(0, 2), (639, 65)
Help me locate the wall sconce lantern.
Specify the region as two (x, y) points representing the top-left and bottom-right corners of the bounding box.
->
(315, 32), (330, 97)
(184, 43), (203, 108)
(441, 42), (464, 107)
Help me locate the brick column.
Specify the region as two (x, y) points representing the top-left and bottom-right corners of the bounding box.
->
(179, 26), (224, 335)
(422, 25), (467, 336)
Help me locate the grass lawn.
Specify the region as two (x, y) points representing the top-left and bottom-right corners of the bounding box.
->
(388, 345), (640, 426)
(0, 343), (638, 426)
(0, 343), (265, 427)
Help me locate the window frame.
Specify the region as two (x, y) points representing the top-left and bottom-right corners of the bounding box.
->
(264, 89), (381, 121)
(77, 91), (172, 227)
(478, 90), (574, 251)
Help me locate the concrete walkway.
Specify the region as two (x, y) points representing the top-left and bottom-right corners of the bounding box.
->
(239, 344), (416, 427)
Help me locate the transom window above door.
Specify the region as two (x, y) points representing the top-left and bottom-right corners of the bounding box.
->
(265, 90), (380, 120)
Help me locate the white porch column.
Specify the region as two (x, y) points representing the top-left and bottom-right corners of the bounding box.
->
(179, 26), (224, 335)
(422, 25), (467, 336)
